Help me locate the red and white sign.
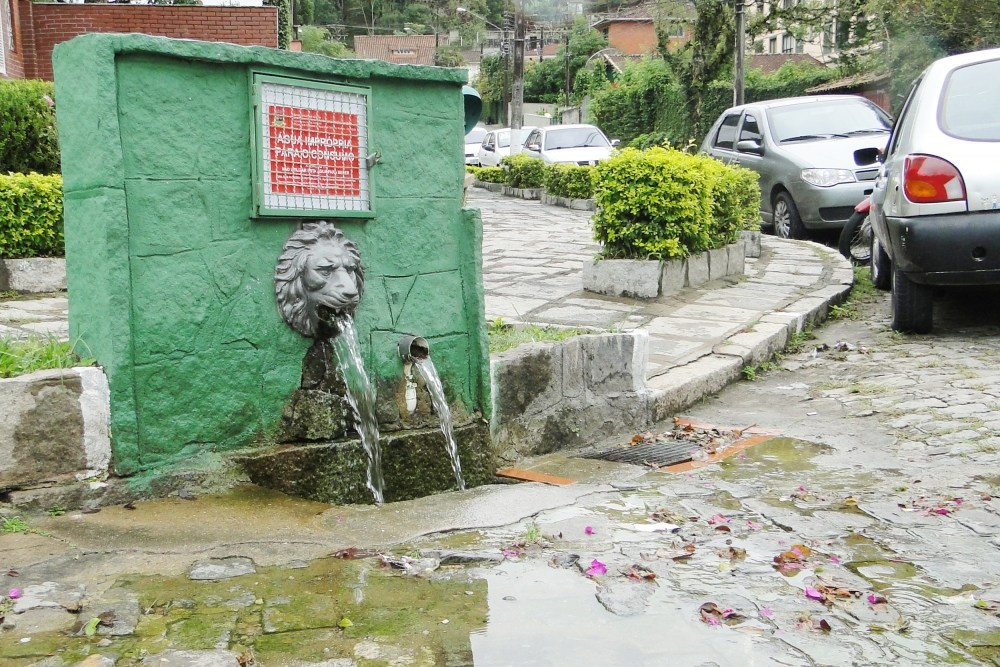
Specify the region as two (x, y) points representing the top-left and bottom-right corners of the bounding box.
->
(267, 105), (360, 197)
(260, 82), (369, 213)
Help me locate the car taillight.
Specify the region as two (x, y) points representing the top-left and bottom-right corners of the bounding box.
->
(903, 155), (966, 204)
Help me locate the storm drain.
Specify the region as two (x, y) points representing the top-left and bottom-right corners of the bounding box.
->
(582, 441), (696, 468)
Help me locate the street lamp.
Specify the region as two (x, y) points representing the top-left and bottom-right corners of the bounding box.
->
(456, 6), (502, 32)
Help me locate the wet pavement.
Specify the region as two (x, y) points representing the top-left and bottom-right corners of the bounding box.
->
(5, 194), (1000, 664)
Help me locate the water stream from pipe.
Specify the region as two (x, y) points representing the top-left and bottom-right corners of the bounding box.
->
(334, 315), (385, 504)
(414, 357), (465, 490)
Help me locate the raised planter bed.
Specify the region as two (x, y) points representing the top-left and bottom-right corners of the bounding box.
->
(583, 241), (746, 299)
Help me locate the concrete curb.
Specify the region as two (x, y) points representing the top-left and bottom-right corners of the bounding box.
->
(0, 258), (67, 293)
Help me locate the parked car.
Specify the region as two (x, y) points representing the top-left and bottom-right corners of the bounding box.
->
(522, 124), (617, 166)
(476, 127), (537, 168)
(464, 126), (488, 165)
(870, 47), (1000, 333)
(700, 95), (892, 239)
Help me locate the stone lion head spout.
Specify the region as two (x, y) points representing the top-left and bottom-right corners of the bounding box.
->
(275, 221), (365, 338)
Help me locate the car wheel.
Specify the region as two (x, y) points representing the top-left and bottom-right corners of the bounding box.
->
(773, 192), (806, 240)
(891, 266), (933, 334)
(870, 234), (891, 290)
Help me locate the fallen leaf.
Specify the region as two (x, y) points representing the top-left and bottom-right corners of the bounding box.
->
(699, 601), (744, 626)
(83, 617), (101, 636)
(624, 564), (657, 582)
(338, 617), (354, 628)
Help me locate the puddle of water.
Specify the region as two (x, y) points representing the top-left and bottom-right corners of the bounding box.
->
(0, 557), (487, 666)
(470, 561), (775, 666)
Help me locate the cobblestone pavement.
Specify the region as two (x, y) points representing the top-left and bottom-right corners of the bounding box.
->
(472, 186), (849, 378)
(0, 293), (68, 341)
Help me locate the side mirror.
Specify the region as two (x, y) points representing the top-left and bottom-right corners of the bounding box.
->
(484, 145), (495, 152)
(610, 138), (621, 147)
(736, 139), (763, 155)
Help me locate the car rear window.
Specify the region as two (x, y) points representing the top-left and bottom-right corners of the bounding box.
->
(940, 58), (1000, 141)
(544, 127), (610, 150)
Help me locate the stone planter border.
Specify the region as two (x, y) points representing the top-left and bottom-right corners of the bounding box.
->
(0, 258), (67, 293)
(583, 241), (746, 299)
(540, 192), (595, 211)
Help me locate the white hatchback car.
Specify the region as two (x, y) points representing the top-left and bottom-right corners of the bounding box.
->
(464, 126), (488, 165)
(476, 127), (536, 168)
(870, 46), (1000, 333)
(522, 124), (617, 165)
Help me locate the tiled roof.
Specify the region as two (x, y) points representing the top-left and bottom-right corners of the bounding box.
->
(806, 71), (889, 93)
(747, 53), (824, 74)
(592, 1), (695, 27)
(353, 35), (439, 66)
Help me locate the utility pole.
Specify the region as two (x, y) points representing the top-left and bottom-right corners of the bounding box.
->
(734, 0), (746, 106)
(511, 0), (525, 133)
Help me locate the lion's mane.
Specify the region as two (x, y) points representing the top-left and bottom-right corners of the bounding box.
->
(274, 221), (365, 337)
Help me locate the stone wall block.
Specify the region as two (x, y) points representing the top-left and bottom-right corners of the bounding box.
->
(0, 259), (67, 293)
(581, 332), (648, 394)
(0, 367), (111, 489)
(708, 248), (729, 281)
(727, 241), (746, 277)
(582, 259), (662, 299)
(686, 252), (710, 286)
(490, 342), (564, 421)
(561, 336), (585, 399)
(741, 230), (762, 258)
(660, 258), (687, 295)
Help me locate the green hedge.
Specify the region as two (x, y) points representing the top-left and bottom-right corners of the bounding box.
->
(542, 164), (596, 199)
(592, 147), (759, 260)
(501, 154), (545, 189)
(469, 166), (507, 183)
(0, 173), (65, 258)
(0, 80), (60, 175)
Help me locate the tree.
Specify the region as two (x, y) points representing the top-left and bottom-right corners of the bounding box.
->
(300, 25), (355, 56)
(659, 0), (734, 131)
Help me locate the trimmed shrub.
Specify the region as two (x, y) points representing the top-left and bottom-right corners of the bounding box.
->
(543, 163), (596, 199)
(592, 147), (759, 260)
(0, 80), (60, 175)
(502, 154), (545, 189)
(0, 173), (65, 258)
(475, 167), (507, 184)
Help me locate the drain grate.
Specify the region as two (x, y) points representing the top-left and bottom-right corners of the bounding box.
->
(583, 440), (696, 468)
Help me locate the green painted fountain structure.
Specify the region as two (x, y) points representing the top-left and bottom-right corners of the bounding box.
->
(53, 34), (494, 504)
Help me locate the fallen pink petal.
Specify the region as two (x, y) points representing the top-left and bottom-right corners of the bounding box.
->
(829, 555), (842, 564)
(934, 507), (950, 515)
(721, 607), (735, 618)
(805, 587), (824, 601)
(585, 526), (594, 535)
(746, 520), (762, 531)
(760, 607), (774, 618)
(501, 549), (519, 559)
(586, 559), (607, 577)
(8, 588), (21, 599)
(706, 615), (722, 626)
(708, 514), (731, 525)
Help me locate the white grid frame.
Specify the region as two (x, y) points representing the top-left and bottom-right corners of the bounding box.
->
(254, 76), (371, 217)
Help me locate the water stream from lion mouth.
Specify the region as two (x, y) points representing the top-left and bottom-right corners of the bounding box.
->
(334, 315), (384, 504)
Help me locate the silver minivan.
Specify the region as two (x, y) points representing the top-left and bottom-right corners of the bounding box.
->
(701, 95), (892, 239)
(870, 47), (1000, 333)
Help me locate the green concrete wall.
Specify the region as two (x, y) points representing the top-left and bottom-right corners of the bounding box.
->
(53, 34), (490, 475)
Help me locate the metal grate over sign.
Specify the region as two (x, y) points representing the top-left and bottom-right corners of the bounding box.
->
(254, 77), (372, 217)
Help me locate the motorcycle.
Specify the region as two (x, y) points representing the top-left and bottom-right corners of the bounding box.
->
(838, 196), (872, 265)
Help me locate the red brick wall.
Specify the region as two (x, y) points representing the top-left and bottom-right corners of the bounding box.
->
(16, 1), (277, 80)
(607, 23), (658, 56)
